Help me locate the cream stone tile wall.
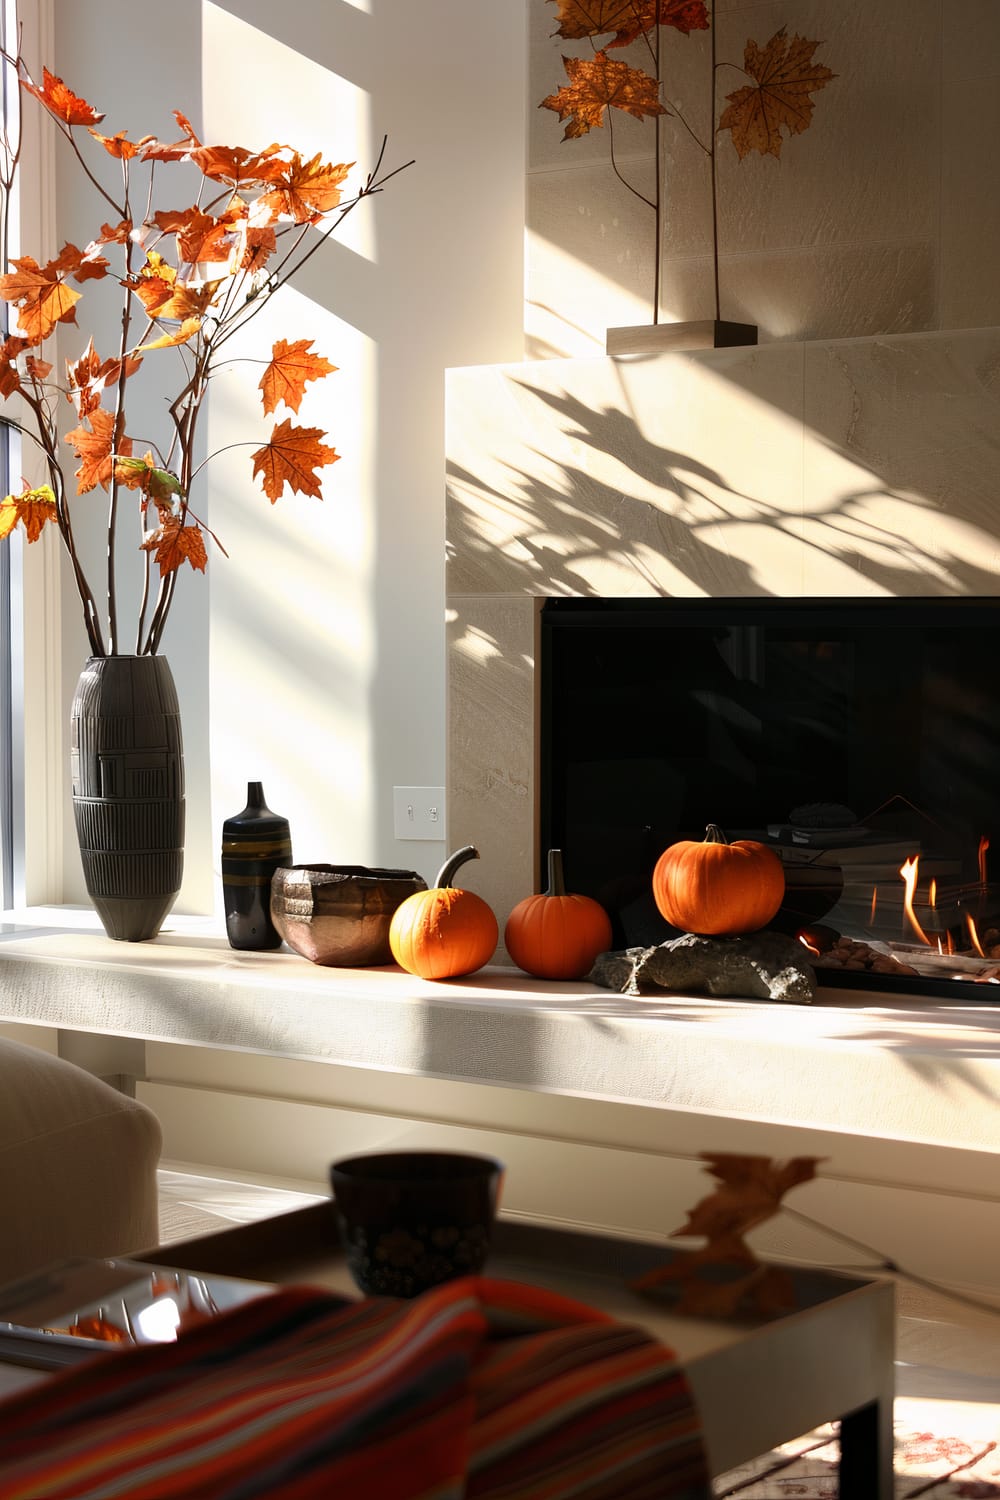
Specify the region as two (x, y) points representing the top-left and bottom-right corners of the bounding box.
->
(528, 0), (999, 357)
(445, 327), (1000, 931)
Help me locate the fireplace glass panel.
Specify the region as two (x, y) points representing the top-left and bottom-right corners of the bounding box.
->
(540, 598), (1000, 997)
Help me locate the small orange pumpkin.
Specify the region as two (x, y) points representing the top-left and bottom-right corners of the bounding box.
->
(652, 823), (785, 937)
(505, 849), (613, 980)
(389, 845), (498, 980)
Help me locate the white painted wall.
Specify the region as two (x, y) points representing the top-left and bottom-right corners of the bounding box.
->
(44, 0), (525, 913)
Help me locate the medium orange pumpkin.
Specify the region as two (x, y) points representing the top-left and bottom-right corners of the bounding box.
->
(505, 848), (613, 981)
(652, 823), (785, 936)
(389, 844), (498, 980)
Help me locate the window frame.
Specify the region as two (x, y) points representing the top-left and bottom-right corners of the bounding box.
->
(2, 0), (62, 911)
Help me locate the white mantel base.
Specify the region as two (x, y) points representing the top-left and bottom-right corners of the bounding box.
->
(0, 913), (998, 1297)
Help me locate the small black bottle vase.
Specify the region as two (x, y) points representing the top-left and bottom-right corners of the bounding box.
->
(221, 782), (292, 950)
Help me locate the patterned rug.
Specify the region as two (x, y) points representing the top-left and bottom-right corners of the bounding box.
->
(714, 1398), (1000, 1497)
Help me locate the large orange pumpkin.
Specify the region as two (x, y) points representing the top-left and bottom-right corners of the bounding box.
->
(389, 845), (498, 980)
(505, 848), (613, 980)
(652, 823), (785, 936)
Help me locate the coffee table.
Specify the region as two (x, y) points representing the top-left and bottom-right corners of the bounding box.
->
(149, 1201), (895, 1498)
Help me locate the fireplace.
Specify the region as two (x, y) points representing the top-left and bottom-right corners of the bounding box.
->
(540, 596), (1000, 999)
(444, 329), (1000, 1002)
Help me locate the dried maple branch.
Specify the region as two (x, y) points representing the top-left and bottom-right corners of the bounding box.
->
(0, 35), (410, 657)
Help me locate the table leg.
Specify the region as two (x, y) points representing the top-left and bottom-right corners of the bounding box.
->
(839, 1398), (894, 1500)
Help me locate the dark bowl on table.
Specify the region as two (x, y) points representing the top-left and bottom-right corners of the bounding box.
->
(330, 1150), (505, 1296)
(270, 864), (427, 966)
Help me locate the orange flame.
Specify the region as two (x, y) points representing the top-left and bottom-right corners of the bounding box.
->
(979, 836), (990, 887)
(899, 855), (931, 945)
(929, 878), (937, 907)
(967, 913), (986, 958)
(796, 932), (821, 958)
(870, 886), (878, 924)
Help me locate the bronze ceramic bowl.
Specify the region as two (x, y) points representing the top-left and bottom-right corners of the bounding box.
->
(270, 865), (427, 967)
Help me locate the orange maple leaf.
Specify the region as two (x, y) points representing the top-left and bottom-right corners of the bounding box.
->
(153, 205), (242, 265)
(99, 352), (143, 388)
(96, 220), (133, 246)
(139, 110), (202, 163)
(259, 340), (336, 416)
(255, 155), (353, 225)
(131, 253), (219, 323)
(67, 340), (144, 414)
(65, 409), (133, 494)
(613, 0), (708, 42)
(66, 339), (105, 415)
(549, 1), (637, 40)
(629, 1154), (822, 1319)
(190, 142), (282, 189)
(540, 52), (666, 139)
(88, 128), (154, 160)
(52, 241), (110, 285)
(240, 226), (276, 275)
(550, 0), (708, 46)
(0, 336), (28, 398)
(718, 29), (836, 160)
(0, 255), (82, 343)
(671, 1154), (822, 1243)
(0, 483), (58, 543)
(20, 67), (104, 127)
(141, 516), (207, 575)
(251, 420), (338, 503)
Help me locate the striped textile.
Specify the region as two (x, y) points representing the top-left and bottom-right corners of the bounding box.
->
(0, 1276), (709, 1500)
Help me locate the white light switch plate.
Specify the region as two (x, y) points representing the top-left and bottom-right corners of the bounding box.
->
(393, 786), (446, 841)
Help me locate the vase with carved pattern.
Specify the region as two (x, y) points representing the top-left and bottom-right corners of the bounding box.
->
(70, 655), (185, 941)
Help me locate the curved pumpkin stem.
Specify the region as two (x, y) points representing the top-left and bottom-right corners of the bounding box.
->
(704, 824), (730, 844)
(545, 848), (567, 897)
(435, 844), (480, 888)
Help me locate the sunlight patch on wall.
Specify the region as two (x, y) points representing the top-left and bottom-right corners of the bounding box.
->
(454, 626), (504, 665)
(207, 278), (376, 871)
(203, 2), (374, 262)
(525, 230), (650, 360)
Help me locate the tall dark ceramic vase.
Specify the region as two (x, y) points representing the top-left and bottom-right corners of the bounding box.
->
(70, 654), (185, 942)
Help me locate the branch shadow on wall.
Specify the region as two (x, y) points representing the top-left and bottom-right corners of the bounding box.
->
(449, 378), (1000, 604)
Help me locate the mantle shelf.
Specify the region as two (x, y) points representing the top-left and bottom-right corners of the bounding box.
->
(0, 907), (997, 1155)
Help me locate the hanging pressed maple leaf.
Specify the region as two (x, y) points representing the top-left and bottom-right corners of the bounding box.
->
(0, 49), (411, 656)
(550, 0), (708, 47)
(718, 28), (837, 160)
(542, 51), (667, 139)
